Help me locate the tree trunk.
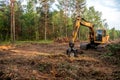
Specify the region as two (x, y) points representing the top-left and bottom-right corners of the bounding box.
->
(10, 0), (15, 43)
(13, 3), (15, 42)
(45, 13), (47, 40)
(44, 1), (48, 41)
(52, 22), (55, 38)
(10, 1), (13, 42)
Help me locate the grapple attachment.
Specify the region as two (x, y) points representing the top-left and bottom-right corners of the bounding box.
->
(66, 42), (78, 57)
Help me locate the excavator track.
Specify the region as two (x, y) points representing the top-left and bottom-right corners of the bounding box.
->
(80, 42), (108, 52)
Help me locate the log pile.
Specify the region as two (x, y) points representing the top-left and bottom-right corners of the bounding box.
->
(54, 37), (69, 43)
(54, 37), (80, 43)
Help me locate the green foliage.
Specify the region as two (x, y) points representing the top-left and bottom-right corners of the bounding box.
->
(58, 62), (78, 71)
(37, 62), (52, 73)
(83, 6), (104, 29)
(0, 3), (10, 41)
(1, 0), (119, 42)
(108, 43), (120, 54)
(108, 28), (120, 40)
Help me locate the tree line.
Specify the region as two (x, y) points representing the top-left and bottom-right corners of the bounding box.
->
(0, 0), (120, 42)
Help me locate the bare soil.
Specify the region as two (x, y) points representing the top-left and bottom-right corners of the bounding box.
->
(0, 42), (120, 80)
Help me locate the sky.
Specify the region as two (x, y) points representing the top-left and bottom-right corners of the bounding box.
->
(86, 0), (120, 30)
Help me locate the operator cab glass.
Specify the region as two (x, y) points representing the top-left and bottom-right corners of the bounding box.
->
(96, 30), (103, 41)
(97, 30), (103, 34)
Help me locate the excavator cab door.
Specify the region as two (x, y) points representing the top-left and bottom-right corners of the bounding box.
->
(96, 29), (103, 41)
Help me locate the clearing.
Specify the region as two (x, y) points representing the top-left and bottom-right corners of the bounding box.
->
(0, 41), (120, 80)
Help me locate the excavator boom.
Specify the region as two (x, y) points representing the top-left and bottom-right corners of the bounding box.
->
(67, 16), (95, 57)
(69, 16), (94, 47)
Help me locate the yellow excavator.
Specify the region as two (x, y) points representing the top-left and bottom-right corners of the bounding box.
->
(66, 16), (109, 57)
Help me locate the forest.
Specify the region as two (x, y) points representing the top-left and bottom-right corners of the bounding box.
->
(0, 0), (120, 42)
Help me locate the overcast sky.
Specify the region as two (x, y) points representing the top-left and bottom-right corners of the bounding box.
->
(87, 0), (120, 30)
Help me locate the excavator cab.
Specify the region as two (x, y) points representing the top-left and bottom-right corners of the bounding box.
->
(95, 29), (109, 44)
(96, 29), (105, 41)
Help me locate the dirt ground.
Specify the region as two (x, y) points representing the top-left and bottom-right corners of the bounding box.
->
(0, 42), (120, 80)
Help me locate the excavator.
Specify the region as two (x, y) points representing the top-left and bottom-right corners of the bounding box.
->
(66, 16), (109, 57)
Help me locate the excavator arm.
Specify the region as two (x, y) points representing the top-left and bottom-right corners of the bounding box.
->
(70, 16), (81, 44)
(69, 16), (94, 46)
(80, 18), (95, 43)
(67, 16), (94, 57)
